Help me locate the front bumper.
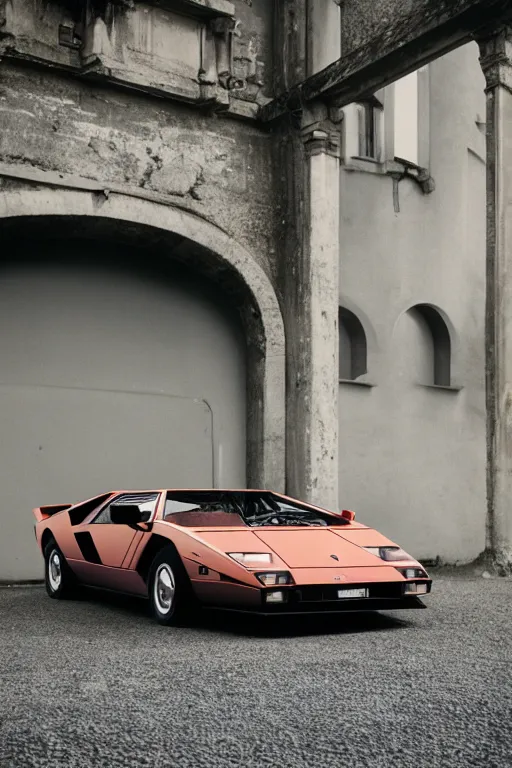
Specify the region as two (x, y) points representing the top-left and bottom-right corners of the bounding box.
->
(256, 580), (431, 614)
(196, 578), (432, 615)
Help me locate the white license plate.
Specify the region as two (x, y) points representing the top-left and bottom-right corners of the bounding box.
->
(337, 588), (369, 599)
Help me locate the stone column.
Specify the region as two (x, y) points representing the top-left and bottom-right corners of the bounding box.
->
(280, 103), (341, 511)
(477, 26), (512, 572)
(275, 2), (341, 511)
(303, 111), (340, 510)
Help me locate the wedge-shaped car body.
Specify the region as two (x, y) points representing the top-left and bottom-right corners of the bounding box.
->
(33, 489), (432, 624)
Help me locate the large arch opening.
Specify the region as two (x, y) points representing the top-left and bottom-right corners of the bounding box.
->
(0, 191), (285, 581)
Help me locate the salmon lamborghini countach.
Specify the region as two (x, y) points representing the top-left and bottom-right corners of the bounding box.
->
(33, 489), (432, 624)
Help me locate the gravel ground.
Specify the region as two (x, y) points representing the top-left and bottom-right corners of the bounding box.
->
(1, 574), (511, 768)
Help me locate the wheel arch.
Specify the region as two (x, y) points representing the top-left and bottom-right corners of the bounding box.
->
(135, 534), (181, 583)
(41, 527), (57, 554)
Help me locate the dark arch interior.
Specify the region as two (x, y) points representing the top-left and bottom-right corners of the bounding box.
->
(339, 307), (367, 380)
(408, 304), (451, 386)
(0, 234), (244, 339)
(0, 215), (265, 357)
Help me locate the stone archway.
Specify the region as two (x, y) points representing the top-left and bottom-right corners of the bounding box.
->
(0, 184), (286, 492)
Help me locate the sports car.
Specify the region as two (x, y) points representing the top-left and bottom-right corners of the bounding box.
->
(33, 489), (432, 624)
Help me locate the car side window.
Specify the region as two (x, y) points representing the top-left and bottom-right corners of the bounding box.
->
(92, 493), (159, 524)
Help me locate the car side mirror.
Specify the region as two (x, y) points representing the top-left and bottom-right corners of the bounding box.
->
(110, 504), (151, 525)
(340, 509), (355, 522)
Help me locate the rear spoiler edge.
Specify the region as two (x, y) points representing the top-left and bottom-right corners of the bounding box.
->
(33, 504), (73, 523)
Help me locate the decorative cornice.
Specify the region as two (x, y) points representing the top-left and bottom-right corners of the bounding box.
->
(0, 0), (264, 119)
(475, 24), (512, 92)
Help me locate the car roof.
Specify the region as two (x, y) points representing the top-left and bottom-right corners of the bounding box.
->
(109, 488), (274, 494)
(107, 489), (336, 515)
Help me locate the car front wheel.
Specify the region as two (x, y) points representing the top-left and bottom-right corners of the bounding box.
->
(148, 547), (194, 626)
(44, 540), (78, 599)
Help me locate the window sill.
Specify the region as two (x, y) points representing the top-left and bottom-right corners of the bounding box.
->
(418, 384), (463, 393)
(343, 157), (385, 175)
(351, 155), (380, 165)
(342, 157), (435, 195)
(339, 378), (375, 388)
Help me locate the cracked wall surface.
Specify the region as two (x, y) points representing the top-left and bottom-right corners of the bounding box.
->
(0, 63), (278, 279)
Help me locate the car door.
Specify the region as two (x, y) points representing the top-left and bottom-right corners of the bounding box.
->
(72, 493), (160, 580)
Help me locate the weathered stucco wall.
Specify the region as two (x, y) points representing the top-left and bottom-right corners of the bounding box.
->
(0, 0), (280, 277)
(0, 63), (277, 279)
(338, 44), (487, 563)
(0, 0), (289, 530)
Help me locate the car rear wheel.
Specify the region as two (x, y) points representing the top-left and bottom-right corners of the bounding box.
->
(44, 540), (78, 599)
(148, 547), (195, 626)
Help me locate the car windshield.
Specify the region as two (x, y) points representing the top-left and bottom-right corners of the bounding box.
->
(163, 491), (347, 528)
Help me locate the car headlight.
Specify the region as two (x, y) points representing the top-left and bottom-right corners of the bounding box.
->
(396, 567), (428, 579)
(255, 571), (294, 586)
(364, 546), (413, 562)
(228, 552), (273, 565)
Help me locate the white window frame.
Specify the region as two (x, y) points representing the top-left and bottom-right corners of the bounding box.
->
(343, 89), (386, 165)
(341, 65), (430, 176)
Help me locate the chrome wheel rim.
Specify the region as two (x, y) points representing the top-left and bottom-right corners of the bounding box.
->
(48, 549), (62, 591)
(154, 563), (175, 614)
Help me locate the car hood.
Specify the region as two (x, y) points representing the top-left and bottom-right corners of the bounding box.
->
(252, 529), (385, 568)
(196, 528), (388, 569)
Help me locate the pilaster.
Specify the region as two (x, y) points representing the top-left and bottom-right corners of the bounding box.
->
(477, 24), (512, 571)
(282, 101), (341, 510)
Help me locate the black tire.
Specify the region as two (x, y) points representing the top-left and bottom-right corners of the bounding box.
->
(148, 546), (196, 626)
(44, 539), (79, 599)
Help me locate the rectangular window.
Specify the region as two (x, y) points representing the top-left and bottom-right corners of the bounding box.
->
(356, 97), (383, 160)
(92, 493), (159, 524)
(341, 70), (429, 172)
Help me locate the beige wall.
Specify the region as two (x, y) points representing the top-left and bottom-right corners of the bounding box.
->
(338, 43), (487, 563)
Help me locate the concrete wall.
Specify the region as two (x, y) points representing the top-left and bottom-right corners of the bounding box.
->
(0, 240), (247, 580)
(0, 62), (277, 279)
(338, 43), (487, 563)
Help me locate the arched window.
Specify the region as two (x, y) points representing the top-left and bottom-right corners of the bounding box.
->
(339, 308), (367, 381)
(406, 304), (451, 386)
